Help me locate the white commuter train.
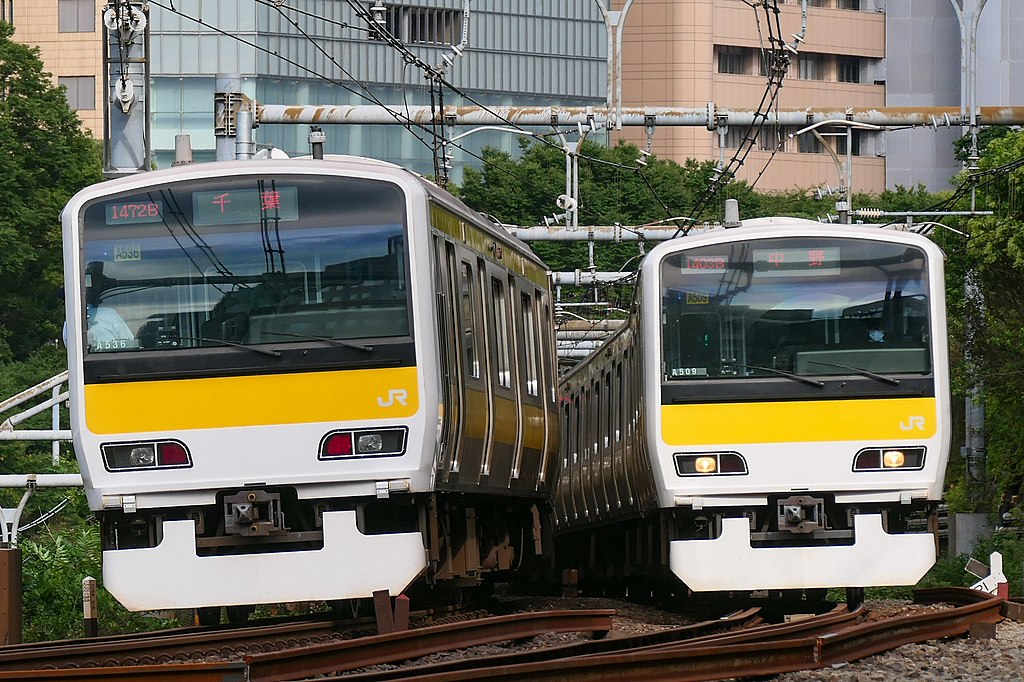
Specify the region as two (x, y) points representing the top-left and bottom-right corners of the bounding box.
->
(555, 219), (950, 595)
(62, 157), (560, 620)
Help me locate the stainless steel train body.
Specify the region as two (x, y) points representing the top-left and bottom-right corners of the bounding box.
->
(62, 157), (559, 611)
(555, 220), (950, 592)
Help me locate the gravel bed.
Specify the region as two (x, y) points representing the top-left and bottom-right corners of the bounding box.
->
(340, 596), (1024, 680)
(776, 599), (1024, 682)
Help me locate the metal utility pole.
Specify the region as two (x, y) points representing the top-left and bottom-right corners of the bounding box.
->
(593, 0), (635, 130)
(789, 120), (881, 224)
(102, 1), (151, 177)
(949, 0), (990, 511)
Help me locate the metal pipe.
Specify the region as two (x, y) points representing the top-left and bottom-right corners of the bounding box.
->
(506, 224), (709, 241)
(235, 108), (255, 160)
(0, 431), (73, 441)
(0, 475), (84, 488)
(615, 0), (635, 130)
(550, 271), (636, 285)
(1, 392), (69, 430)
(255, 104), (1024, 127)
(0, 372), (68, 414)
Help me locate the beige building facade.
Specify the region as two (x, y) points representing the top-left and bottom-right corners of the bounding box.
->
(13, 0), (105, 137)
(617, 0), (887, 194)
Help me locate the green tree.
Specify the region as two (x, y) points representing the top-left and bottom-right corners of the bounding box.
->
(0, 22), (103, 362)
(949, 129), (1024, 512)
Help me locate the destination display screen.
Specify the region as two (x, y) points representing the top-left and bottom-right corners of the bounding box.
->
(752, 246), (841, 277)
(105, 200), (164, 225)
(679, 254), (730, 273)
(192, 186), (299, 226)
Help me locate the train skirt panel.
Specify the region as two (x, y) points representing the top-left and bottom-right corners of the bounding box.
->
(670, 514), (936, 591)
(103, 511), (425, 610)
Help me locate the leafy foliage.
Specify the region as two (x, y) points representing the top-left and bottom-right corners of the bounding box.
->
(20, 524), (177, 641)
(0, 22), (103, 362)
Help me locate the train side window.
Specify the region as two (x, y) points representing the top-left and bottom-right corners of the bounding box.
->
(490, 277), (512, 388)
(604, 371), (613, 448)
(521, 292), (539, 396)
(458, 261), (479, 379)
(614, 362), (622, 443)
(573, 395), (581, 464)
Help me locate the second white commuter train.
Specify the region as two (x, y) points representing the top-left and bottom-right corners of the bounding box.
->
(554, 219), (950, 594)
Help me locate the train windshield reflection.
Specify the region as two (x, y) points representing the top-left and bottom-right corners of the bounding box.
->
(660, 236), (932, 380)
(79, 175), (409, 354)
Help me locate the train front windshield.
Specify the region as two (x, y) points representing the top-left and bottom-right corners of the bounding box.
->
(78, 174), (409, 354)
(661, 237), (931, 381)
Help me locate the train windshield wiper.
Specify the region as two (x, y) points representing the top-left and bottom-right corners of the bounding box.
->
(806, 360), (901, 386)
(728, 363), (825, 388)
(174, 336), (282, 358)
(260, 331), (374, 352)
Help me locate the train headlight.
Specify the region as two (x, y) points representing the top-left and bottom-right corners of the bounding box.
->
(129, 446), (155, 466)
(102, 440), (192, 471)
(319, 427), (408, 460)
(357, 433), (384, 453)
(674, 452), (748, 477)
(694, 456), (717, 474)
(853, 447), (925, 472)
(882, 450), (906, 468)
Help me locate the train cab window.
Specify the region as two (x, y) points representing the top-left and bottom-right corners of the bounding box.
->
(459, 261), (480, 379)
(521, 292), (539, 397)
(660, 237), (932, 382)
(78, 175), (410, 355)
(489, 277), (512, 388)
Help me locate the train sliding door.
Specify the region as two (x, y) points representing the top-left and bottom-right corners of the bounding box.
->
(432, 237), (465, 482)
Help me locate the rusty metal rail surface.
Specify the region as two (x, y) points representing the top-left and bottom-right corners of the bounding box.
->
(0, 609), (611, 681)
(349, 587), (1003, 682)
(0, 612), (373, 672)
(319, 607), (766, 681)
(243, 608), (614, 682)
(0, 662), (247, 681)
(2, 589), (1003, 681)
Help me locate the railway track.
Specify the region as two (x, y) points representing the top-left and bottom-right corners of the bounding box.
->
(0, 587), (1005, 681)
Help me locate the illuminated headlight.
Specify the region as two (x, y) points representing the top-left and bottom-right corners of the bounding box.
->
(694, 456), (717, 474)
(319, 427), (408, 460)
(853, 447), (925, 472)
(882, 450), (906, 468)
(102, 440), (192, 471)
(675, 452), (748, 477)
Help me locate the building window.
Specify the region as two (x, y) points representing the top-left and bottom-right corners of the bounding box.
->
(759, 126), (784, 152)
(797, 54), (824, 80)
(837, 57), (861, 83)
(59, 76), (96, 110)
(58, 0), (94, 32)
(838, 0), (861, 9)
(797, 132), (823, 154)
(836, 130), (863, 157)
(717, 47), (749, 75)
(723, 126), (749, 149)
(0, 0), (12, 24)
(385, 5), (463, 45)
(806, 0), (829, 7)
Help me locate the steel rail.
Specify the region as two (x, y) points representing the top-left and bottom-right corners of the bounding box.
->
(817, 586), (1005, 665)
(340, 607), (766, 681)
(0, 612), (373, 671)
(0, 662), (246, 681)
(357, 588), (1003, 681)
(244, 609), (614, 682)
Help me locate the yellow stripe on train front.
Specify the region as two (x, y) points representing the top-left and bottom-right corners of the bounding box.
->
(84, 367), (420, 434)
(661, 397), (937, 446)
